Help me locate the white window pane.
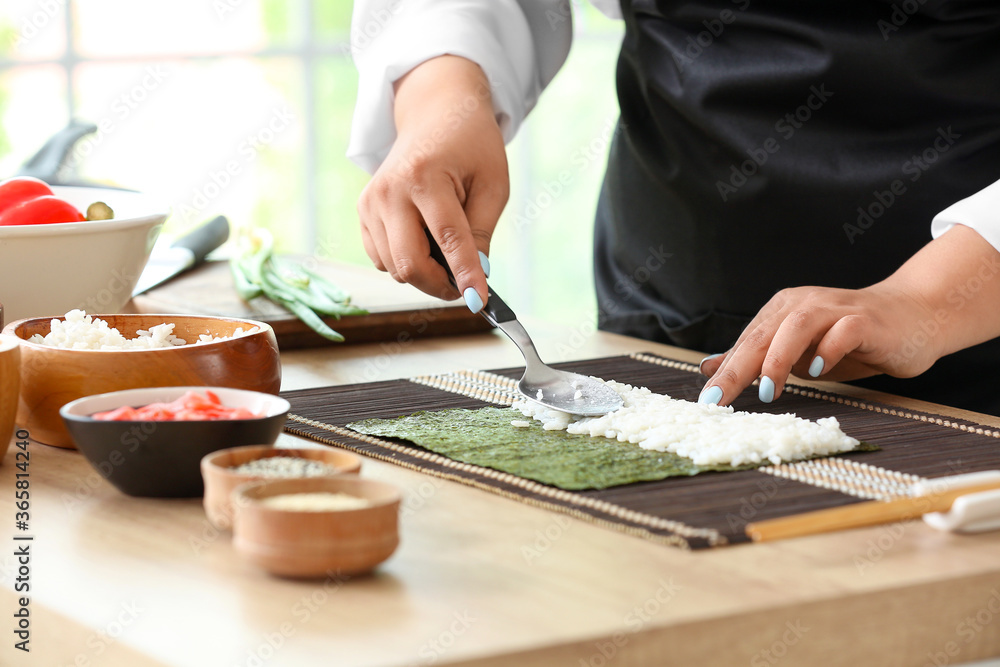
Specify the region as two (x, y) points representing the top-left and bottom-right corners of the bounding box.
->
(71, 58), (306, 248)
(0, 1), (68, 62)
(0, 66), (67, 176)
(314, 57), (369, 266)
(494, 24), (623, 325)
(74, 0), (303, 58)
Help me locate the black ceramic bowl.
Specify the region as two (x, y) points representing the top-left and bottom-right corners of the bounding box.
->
(60, 386), (290, 498)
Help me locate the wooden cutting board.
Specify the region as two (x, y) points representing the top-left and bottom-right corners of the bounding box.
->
(129, 258), (493, 349)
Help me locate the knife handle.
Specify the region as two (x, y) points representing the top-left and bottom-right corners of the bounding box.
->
(173, 215), (230, 264)
(423, 229), (515, 324)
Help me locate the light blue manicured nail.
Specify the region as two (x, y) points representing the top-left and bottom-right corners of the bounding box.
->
(698, 352), (723, 373)
(699, 385), (723, 406)
(479, 251), (490, 279)
(759, 376), (775, 403)
(463, 287), (483, 313)
(808, 356), (825, 378)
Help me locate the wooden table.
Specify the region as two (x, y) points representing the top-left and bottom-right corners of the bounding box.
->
(4, 322), (1000, 667)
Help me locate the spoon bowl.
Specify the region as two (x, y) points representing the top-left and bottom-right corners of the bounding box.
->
(516, 359), (624, 417)
(425, 231), (623, 416)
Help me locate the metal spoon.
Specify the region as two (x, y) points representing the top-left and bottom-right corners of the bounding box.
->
(426, 232), (623, 416)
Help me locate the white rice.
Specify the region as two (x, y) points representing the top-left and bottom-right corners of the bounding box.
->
(513, 379), (859, 467)
(28, 310), (260, 350)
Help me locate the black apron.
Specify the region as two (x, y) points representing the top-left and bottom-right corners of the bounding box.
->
(596, 0), (1000, 414)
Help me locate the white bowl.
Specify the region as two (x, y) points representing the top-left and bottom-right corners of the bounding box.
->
(0, 185), (168, 325)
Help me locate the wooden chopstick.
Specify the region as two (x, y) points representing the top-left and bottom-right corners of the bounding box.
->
(745, 479), (1000, 542)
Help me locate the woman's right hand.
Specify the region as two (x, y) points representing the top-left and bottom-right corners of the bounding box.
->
(357, 55), (510, 311)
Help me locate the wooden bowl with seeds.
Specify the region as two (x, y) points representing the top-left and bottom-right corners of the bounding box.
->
(201, 445), (362, 530)
(232, 476), (401, 579)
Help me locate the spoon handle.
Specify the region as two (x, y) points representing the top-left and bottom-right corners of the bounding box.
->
(424, 229), (516, 324)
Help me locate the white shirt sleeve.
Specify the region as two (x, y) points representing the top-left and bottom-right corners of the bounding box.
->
(931, 178), (1000, 254)
(347, 0), (574, 174)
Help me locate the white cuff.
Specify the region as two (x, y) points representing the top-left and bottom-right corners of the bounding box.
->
(347, 0), (552, 174)
(931, 178), (1000, 254)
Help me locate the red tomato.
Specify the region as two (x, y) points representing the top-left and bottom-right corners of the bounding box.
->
(0, 195), (86, 226)
(0, 176), (54, 213)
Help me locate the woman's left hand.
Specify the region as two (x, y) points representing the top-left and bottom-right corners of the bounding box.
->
(698, 224), (1000, 405)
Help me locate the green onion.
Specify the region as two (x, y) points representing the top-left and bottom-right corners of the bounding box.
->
(230, 228), (366, 342)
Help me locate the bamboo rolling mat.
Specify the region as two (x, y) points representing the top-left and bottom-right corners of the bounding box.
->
(280, 353), (1000, 550)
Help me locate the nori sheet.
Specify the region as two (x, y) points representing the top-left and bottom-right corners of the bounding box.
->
(347, 407), (876, 491)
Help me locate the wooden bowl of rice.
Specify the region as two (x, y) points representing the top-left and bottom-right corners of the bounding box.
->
(2, 312), (281, 448)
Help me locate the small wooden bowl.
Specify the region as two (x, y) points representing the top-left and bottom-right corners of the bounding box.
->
(232, 477), (401, 579)
(201, 445), (362, 530)
(2, 313), (280, 448)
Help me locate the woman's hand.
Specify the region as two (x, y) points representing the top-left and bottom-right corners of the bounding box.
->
(357, 55), (509, 311)
(699, 224), (1000, 405)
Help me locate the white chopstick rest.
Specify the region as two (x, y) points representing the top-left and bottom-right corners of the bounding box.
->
(912, 471), (1000, 534)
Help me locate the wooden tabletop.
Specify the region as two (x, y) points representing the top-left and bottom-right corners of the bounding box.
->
(4, 320), (1000, 667)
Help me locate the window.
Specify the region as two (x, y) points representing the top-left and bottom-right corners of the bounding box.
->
(0, 1), (622, 327)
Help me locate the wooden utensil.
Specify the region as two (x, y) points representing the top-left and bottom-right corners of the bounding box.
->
(201, 445), (362, 530)
(3, 313), (280, 448)
(232, 476), (401, 578)
(0, 334), (20, 461)
(745, 478), (1000, 542)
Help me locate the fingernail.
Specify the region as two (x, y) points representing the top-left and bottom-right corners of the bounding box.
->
(463, 286), (484, 313)
(808, 356), (825, 378)
(699, 385), (723, 406)
(758, 376), (775, 403)
(479, 251), (491, 279)
(698, 353), (722, 373)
